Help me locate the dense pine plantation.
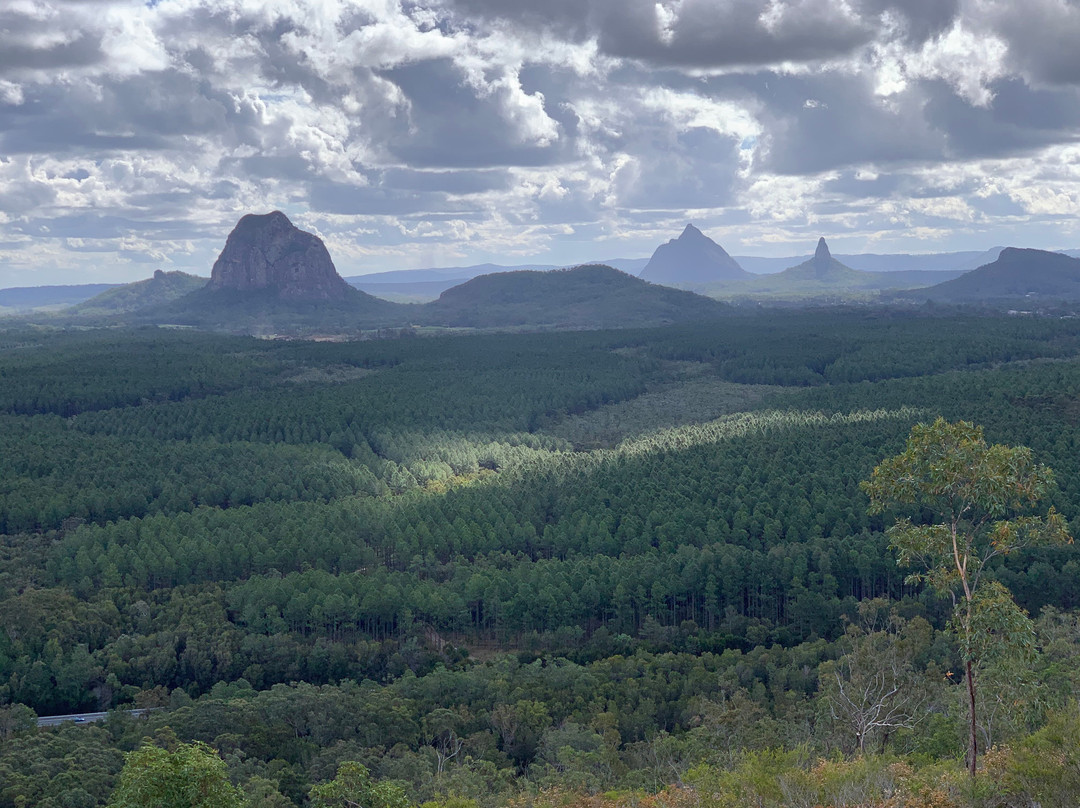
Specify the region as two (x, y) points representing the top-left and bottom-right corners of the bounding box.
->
(6, 312), (1080, 806)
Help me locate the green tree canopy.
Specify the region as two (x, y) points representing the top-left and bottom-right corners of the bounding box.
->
(107, 740), (242, 808)
(309, 762), (410, 808)
(862, 417), (1071, 776)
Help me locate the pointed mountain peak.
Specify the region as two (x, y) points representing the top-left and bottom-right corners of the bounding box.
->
(640, 224), (748, 285)
(815, 237), (831, 261)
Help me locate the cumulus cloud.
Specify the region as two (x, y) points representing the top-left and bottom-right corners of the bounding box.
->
(0, 0), (1079, 285)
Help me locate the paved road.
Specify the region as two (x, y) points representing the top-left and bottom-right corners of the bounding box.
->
(37, 708), (153, 727)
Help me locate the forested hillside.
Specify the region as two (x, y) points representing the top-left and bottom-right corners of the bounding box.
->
(6, 312), (1080, 806)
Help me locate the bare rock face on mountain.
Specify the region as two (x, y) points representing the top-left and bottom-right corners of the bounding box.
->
(807, 237), (840, 278)
(208, 211), (352, 300)
(813, 237), (830, 268)
(774, 237), (860, 281)
(639, 224), (751, 286)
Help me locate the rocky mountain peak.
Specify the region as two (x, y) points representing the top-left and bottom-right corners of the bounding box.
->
(639, 224), (749, 286)
(208, 211), (352, 300)
(815, 237), (831, 262)
(809, 237), (834, 277)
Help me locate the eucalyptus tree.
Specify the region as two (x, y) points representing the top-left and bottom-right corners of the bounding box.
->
(862, 418), (1070, 777)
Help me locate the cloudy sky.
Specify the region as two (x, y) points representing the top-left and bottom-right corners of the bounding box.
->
(2, 0), (1080, 285)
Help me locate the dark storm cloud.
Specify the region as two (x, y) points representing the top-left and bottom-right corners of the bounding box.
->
(380, 60), (566, 168)
(0, 5), (109, 74)
(0, 35), (104, 73)
(0, 70), (249, 155)
(443, 0), (962, 67)
(594, 0), (874, 69)
(309, 166), (508, 218)
(438, 0), (590, 37)
(377, 167), (510, 194)
(861, 0), (961, 43)
(987, 78), (1080, 131)
(981, 0), (1080, 86)
(923, 79), (1080, 159)
(824, 170), (983, 202)
(750, 73), (944, 174)
(747, 67), (1080, 177)
(446, 0), (874, 67)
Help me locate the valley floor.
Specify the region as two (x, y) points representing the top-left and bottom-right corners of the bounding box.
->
(4, 311), (1080, 806)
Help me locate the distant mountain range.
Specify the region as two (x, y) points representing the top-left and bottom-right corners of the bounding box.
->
(0, 283), (119, 312)
(631, 229), (970, 298)
(628, 228), (1080, 303)
(342, 243), (1026, 290)
(338, 228), (1039, 302)
(730, 248), (1008, 275)
(6, 215), (1080, 334)
(25, 214), (726, 334)
(724, 238), (968, 298)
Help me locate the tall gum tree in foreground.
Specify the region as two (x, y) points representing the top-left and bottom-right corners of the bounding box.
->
(861, 418), (1071, 778)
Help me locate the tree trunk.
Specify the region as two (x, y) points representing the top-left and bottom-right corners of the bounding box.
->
(967, 658), (977, 778)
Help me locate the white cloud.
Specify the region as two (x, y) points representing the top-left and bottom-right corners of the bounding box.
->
(465, 65), (560, 147)
(639, 88), (762, 143)
(99, 5), (170, 75)
(0, 81), (24, 104)
(901, 21), (1007, 106)
(655, 1), (680, 45)
(743, 173), (825, 222)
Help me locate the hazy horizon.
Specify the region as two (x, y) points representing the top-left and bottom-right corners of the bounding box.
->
(11, 239), (1080, 291)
